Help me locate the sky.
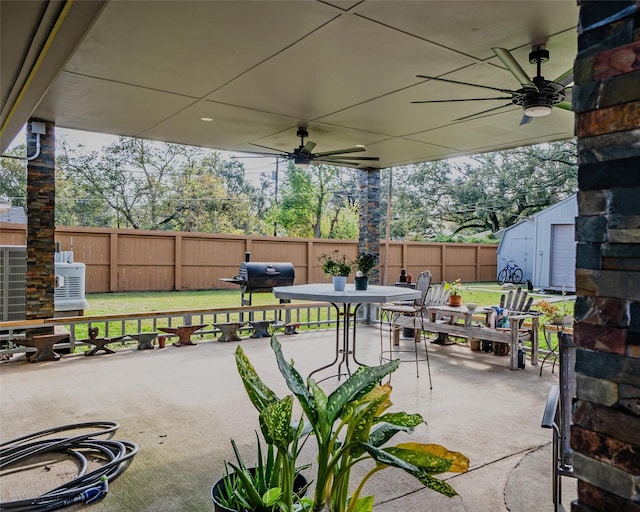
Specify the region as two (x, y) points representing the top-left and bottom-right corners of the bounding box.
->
(7, 126), (279, 185)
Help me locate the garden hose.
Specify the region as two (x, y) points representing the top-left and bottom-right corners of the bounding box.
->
(0, 421), (138, 511)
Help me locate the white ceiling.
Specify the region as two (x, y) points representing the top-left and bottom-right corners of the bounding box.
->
(1, 0), (579, 168)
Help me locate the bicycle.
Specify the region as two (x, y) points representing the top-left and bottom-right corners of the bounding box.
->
(498, 259), (523, 285)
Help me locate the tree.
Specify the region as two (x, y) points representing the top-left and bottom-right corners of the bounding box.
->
(57, 137), (268, 233)
(444, 140), (577, 234)
(270, 163), (359, 239)
(382, 161), (452, 239)
(0, 146), (27, 207)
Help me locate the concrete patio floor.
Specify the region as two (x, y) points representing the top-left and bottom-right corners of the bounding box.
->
(0, 326), (576, 511)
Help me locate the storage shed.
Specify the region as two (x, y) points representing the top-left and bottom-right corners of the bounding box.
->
(496, 194), (577, 292)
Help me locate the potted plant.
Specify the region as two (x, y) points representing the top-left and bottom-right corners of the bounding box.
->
(444, 278), (463, 307)
(232, 336), (469, 512)
(211, 436), (311, 512)
(319, 252), (352, 291)
(535, 298), (573, 325)
(354, 251), (377, 290)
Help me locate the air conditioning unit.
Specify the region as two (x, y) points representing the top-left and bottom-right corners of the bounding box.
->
(0, 246), (27, 321)
(0, 246), (88, 321)
(54, 261), (89, 313)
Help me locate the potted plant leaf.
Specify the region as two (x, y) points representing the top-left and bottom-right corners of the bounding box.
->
(319, 252), (352, 291)
(211, 436), (311, 512)
(444, 278), (463, 307)
(354, 251), (377, 290)
(233, 336), (469, 512)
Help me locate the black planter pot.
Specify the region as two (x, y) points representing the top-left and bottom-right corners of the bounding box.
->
(354, 276), (368, 290)
(211, 471), (308, 512)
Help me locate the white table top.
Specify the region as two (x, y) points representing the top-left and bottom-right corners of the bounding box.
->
(273, 283), (421, 303)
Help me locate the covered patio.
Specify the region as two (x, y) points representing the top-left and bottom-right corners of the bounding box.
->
(0, 327), (574, 511)
(1, 1), (639, 511)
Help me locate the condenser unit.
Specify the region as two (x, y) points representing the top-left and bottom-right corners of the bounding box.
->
(0, 246), (88, 321)
(54, 261), (89, 313)
(0, 246), (27, 321)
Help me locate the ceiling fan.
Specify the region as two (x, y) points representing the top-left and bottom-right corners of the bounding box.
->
(412, 46), (573, 125)
(249, 127), (379, 168)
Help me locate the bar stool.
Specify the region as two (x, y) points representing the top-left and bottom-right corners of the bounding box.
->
(379, 270), (433, 388)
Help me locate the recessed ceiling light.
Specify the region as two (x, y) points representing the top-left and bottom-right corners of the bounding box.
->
(200, 117), (213, 122)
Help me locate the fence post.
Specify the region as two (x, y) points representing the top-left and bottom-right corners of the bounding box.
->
(174, 234), (182, 291)
(109, 231), (118, 292)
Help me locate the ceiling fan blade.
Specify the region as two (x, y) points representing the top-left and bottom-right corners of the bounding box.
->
(249, 142), (287, 154)
(314, 146), (366, 158)
(301, 141), (317, 155)
(519, 114), (533, 126)
(412, 96), (513, 104)
(491, 48), (536, 89)
(554, 69), (574, 86)
(317, 160), (371, 169)
(416, 75), (517, 94)
(453, 102), (515, 122)
(320, 156), (380, 161)
(554, 101), (573, 111)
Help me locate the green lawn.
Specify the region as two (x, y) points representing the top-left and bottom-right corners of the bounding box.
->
(85, 282), (554, 316)
(82, 284), (571, 357)
(85, 289), (279, 315)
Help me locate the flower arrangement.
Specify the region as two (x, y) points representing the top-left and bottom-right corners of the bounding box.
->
(355, 251), (377, 278)
(319, 252), (352, 277)
(444, 278), (463, 296)
(535, 299), (573, 324)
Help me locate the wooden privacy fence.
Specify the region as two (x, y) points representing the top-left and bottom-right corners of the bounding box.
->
(0, 224), (497, 293)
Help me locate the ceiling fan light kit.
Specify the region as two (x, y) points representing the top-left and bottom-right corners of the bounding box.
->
(413, 45), (572, 124)
(249, 127), (380, 168)
(524, 104), (552, 117)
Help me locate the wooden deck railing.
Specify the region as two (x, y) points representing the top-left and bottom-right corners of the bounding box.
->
(0, 302), (369, 356)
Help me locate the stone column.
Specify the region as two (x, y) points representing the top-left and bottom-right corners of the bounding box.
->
(358, 168), (381, 284)
(572, 1), (640, 510)
(25, 119), (56, 330)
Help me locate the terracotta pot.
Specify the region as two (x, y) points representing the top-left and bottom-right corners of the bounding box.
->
(448, 294), (462, 307)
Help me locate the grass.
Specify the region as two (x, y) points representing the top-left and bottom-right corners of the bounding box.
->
(85, 283), (563, 316)
(85, 289), (279, 315)
(82, 284), (573, 357)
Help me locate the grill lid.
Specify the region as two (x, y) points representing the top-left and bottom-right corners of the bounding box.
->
(222, 262), (294, 292)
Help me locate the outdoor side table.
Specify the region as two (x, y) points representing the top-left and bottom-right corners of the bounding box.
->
(215, 322), (244, 342)
(158, 324), (207, 347)
(540, 324), (573, 375)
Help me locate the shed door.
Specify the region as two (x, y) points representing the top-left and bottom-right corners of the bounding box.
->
(550, 224), (576, 291)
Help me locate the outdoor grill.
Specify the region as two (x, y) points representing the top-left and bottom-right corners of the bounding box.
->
(220, 254), (295, 305)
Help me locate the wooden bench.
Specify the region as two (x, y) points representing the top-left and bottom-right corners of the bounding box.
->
(396, 312), (539, 370)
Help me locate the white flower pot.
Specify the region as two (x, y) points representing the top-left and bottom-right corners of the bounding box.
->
(333, 276), (347, 291)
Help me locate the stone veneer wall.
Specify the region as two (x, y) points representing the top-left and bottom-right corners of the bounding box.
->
(25, 119), (56, 325)
(572, 1), (640, 510)
(358, 169), (381, 284)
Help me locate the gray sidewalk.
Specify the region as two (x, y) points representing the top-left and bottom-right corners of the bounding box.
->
(0, 327), (576, 511)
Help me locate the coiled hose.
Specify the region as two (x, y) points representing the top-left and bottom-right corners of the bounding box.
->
(0, 421), (138, 511)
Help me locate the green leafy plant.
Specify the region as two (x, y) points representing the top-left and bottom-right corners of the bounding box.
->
(231, 350), (313, 512)
(444, 278), (463, 296)
(235, 336), (469, 512)
(216, 436), (311, 512)
(319, 252), (352, 277)
(534, 298), (573, 325)
(355, 251), (377, 278)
